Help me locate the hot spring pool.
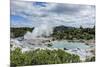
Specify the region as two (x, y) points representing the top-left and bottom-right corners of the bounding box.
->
(51, 40), (90, 49)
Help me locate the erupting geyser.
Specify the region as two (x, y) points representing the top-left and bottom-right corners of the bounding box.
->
(24, 24), (53, 39)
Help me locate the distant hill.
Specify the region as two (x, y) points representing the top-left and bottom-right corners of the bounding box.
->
(53, 25), (75, 32)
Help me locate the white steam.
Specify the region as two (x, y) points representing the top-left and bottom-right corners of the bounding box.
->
(24, 23), (53, 39)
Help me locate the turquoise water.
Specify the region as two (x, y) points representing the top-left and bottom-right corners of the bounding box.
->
(51, 40), (90, 49)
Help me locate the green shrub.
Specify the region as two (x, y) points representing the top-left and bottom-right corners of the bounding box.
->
(85, 56), (95, 62)
(10, 48), (80, 66)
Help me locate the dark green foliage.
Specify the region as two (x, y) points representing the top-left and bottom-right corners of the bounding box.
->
(10, 27), (34, 38)
(47, 44), (52, 47)
(10, 48), (80, 66)
(85, 56), (95, 62)
(10, 26), (95, 40)
(52, 25), (95, 40)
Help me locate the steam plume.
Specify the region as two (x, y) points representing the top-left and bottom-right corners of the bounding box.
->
(24, 23), (53, 39)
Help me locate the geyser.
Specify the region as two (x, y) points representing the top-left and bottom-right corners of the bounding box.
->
(24, 24), (53, 39)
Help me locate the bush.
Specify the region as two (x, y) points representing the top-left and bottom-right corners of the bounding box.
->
(10, 48), (80, 66)
(52, 26), (95, 40)
(10, 27), (33, 38)
(85, 56), (95, 62)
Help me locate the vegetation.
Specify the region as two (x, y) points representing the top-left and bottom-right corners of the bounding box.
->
(10, 26), (95, 66)
(10, 26), (95, 40)
(47, 44), (52, 47)
(85, 56), (95, 62)
(10, 27), (34, 38)
(10, 48), (80, 66)
(52, 25), (95, 40)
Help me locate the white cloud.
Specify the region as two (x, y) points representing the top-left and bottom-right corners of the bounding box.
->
(11, 0), (95, 28)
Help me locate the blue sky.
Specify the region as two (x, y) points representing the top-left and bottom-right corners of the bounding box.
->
(11, 0), (95, 28)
